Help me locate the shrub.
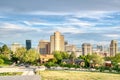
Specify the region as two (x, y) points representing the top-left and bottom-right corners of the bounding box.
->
(99, 66), (105, 72)
(113, 65), (120, 72)
(45, 62), (57, 68)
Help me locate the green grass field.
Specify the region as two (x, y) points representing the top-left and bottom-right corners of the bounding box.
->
(0, 72), (22, 76)
(37, 70), (120, 80)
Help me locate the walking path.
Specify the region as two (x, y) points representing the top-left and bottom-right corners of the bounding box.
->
(0, 75), (41, 80)
(22, 69), (35, 75)
(0, 67), (41, 80)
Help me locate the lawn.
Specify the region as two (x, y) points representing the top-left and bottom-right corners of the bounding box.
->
(0, 72), (23, 76)
(37, 70), (120, 80)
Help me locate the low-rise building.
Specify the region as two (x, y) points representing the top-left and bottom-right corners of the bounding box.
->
(40, 54), (54, 64)
(11, 43), (22, 53)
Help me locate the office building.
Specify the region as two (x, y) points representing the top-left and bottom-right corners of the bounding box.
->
(38, 40), (50, 54)
(11, 43), (22, 53)
(26, 40), (31, 50)
(50, 31), (64, 53)
(82, 43), (92, 55)
(97, 45), (104, 51)
(110, 40), (118, 56)
(65, 44), (76, 52)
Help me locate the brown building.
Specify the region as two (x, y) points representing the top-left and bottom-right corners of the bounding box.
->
(110, 40), (118, 56)
(40, 54), (54, 64)
(38, 40), (50, 54)
(82, 43), (92, 55)
(50, 31), (65, 53)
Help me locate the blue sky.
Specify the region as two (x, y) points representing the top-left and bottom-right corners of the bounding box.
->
(0, 0), (120, 47)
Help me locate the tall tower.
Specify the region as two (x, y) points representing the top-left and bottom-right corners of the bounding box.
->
(50, 31), (64, 53)
(110, 40), (118, 56)
(26, 40), (31, 50)
(82, 43), (92, 55)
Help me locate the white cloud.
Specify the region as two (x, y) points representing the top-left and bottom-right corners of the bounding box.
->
(23, 21), (56, 26)
(2, 23), (22, 29)
(0, 23), (42, 32)
(26, 11), (113, 20)
(67, 18), (95, 27)
(69, 39), (110, 46)
(46, 26), (82, 34)
(26, 11), (71, 15)
(23, 17), (95, 27)
(54, 26), (83, 34)
(104, 34), (120, 39)
(73, 11), (115, 20)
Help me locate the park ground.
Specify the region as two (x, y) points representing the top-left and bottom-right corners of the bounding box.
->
(37, 70), (120, 80)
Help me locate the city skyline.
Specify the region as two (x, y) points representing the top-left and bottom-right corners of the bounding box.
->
(0, 0), (120, 47)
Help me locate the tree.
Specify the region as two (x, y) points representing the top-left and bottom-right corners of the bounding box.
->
(53, 51), (63, 64)
(1, 45), (11, 54)
(89, 53), (104, 67)
(1, 45), (11, 60)
(104, 56), (113, 61)
(22, 49), (40, 64)
(0, 47), (2, 53)
(53, 51), (70, 64)
(12, 47), (26, 63)
(61, 52), (69, 59)
(69, 52), (76, 64)
(78, 54), (104, 68)
(112, 53), (120, 65)
(0, 58), (4, 64)
(78, 55), (90, 67)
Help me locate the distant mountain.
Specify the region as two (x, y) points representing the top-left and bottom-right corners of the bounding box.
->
(0, 42), (4, 47)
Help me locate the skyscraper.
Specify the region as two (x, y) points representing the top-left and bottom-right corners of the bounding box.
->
(110, 40), (118, 56)
(50, 31), (64, 53)
(38, 40), (50, 54)
(26, 40), (31, 50)
(82, 43), (92, 55)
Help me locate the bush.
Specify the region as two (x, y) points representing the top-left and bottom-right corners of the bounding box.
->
(99, 66), (113, 72)
(60, 63), (80, 68)
(99, 66), (105, 72)
(45, 62), (57, 68)
(113, 65), (120, 72)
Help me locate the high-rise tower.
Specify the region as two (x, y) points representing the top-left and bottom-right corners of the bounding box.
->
(82, 43), (92, 55)
(26, 40), (31, 50)
(110, 40), (118, 56)
(50, 31), (64, 53)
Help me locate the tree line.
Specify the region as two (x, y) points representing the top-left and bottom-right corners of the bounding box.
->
(0, 44), (120, 72)
(0, 44), (40, 65)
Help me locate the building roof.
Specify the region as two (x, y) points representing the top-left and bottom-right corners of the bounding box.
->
(82, 43), (91, 46)
(40, 40), (49, 42)
(40, 54), (54, 59)
(12, 43), (21, 45)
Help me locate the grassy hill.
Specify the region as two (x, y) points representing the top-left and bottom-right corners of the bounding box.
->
(37, 70), (120, 80)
